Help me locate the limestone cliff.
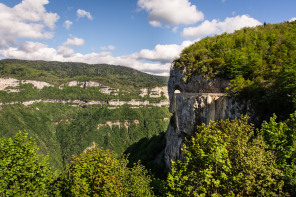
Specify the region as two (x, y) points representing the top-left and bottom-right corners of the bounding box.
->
(164, 66), (252, 169)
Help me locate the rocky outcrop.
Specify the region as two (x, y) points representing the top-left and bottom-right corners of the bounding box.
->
(164, 66), (252, 170)
(140, 86), (169, 99)
(21, 80), (53, 89)
(168, 66), (230, 110)
(0, 99), (169, 108)
(0, 78), (19, 91)
(97, 120), (140, 130)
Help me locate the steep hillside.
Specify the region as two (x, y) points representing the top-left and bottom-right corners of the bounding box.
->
(0, 59), (170, 171)
(173, 21), (296, 120)
(165, 21), (296, 169)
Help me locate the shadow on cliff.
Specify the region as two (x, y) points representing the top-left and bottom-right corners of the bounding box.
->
(124, 132), (167, 179)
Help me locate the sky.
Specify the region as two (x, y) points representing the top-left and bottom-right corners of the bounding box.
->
(0, 0), (295, 76)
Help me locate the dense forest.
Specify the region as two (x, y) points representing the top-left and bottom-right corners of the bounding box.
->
(1, 21), (296, 196)
(0, 59), (168, 89)
(2, 113), (295, 196)
(0, 59), (170, 172)
(0, 59), (168, 102)
(174, 20), (296, 121)
(0, 104), (170, 171)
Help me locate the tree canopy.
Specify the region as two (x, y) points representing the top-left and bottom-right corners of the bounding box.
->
(174, 21), (296, 120)
(55, 148), (154, 196)
(0, 131), (55, 196)
(167, 116), (285, 196)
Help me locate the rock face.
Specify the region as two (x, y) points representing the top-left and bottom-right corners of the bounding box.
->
(164, 66), (251, 169)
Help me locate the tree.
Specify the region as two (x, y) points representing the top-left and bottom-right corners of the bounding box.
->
(259, 112), (296, 196)
(167, 116), (284, 196)
(55, 148), (154, 196)
(0, 131), (55, 196)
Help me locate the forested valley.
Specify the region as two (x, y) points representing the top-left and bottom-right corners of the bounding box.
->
(1, 21), (296, 196)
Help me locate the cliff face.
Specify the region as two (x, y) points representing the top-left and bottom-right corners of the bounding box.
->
(165, 66), (251, 169)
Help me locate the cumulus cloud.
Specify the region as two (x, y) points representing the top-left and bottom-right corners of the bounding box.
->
(77, 9), (93, 20)
(182, 15), (262, 38)
(136, 41), (192, 63)
(64, 20), (73, 30)
(57, 46), (75, 58)
(0, 0), (59, 47)
(290, 17), (296, 22)
(0, 42), (61, 61)
(137, 0), (204, 27)
(100, 45), (116, 51)
(63, 37), (84, 47)
(0, 40), (191, 76)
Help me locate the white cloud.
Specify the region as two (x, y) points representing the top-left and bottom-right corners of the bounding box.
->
(63, 37), (84, 47)
(100, 45), (116, 51)
(149, 21), (162, 27)
(64, 20), (73, 30)
(77, 9), (93, 20)
(290, 17), (296, 22)
(0, 0), (59, 48)
(136, 41), (192, 63)
(0, 42), (62, 61)
(57, 46), (74, 58)
(137, 0), (204, 27)
(182, 15), (262, 39)
(0, 40), (186, 76)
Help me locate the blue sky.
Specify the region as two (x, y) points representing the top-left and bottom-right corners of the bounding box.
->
(0, 0), (295, 76)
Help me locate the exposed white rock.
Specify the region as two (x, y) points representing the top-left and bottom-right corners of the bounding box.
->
(164, 66), (254, 170)
(67, 81), (79, 87)
(140, 88), (148, 97)
(97, 120), (140, 130)
(6, 89), (20, 93)
(0, 78), (19, 91)
(149, 86), (169, 98)
(0, 78), (54, 92)
(21, 80), (53, 89)
(23, 100), (42, 106)
(67, 81), (101, 88)
(84, 81), (101, 87)
(0, 99), (168, 107)
(83, 142), (96, 153)
(100, 87), (112, 94)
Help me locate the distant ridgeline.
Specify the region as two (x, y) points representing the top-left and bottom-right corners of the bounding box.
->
(0, 59), (170, 170)
(173, 21), (296, 121)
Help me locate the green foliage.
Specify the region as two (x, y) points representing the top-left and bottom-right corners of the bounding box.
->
(175, 21), (296, 120)
(57, 105), (170, 166)
(0, 59), (168, 90)
(0, 59), (171, 195)
(259, 112), (296, 196)
(0, 103), (170, 171)
(55, 148), (154, 196)
(0, 59), (168, 104)
(167, 116), (284, 196)
(125, 132), (167, 178)
(0, 103), (74, 170)
(0, 131), (55, 196)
